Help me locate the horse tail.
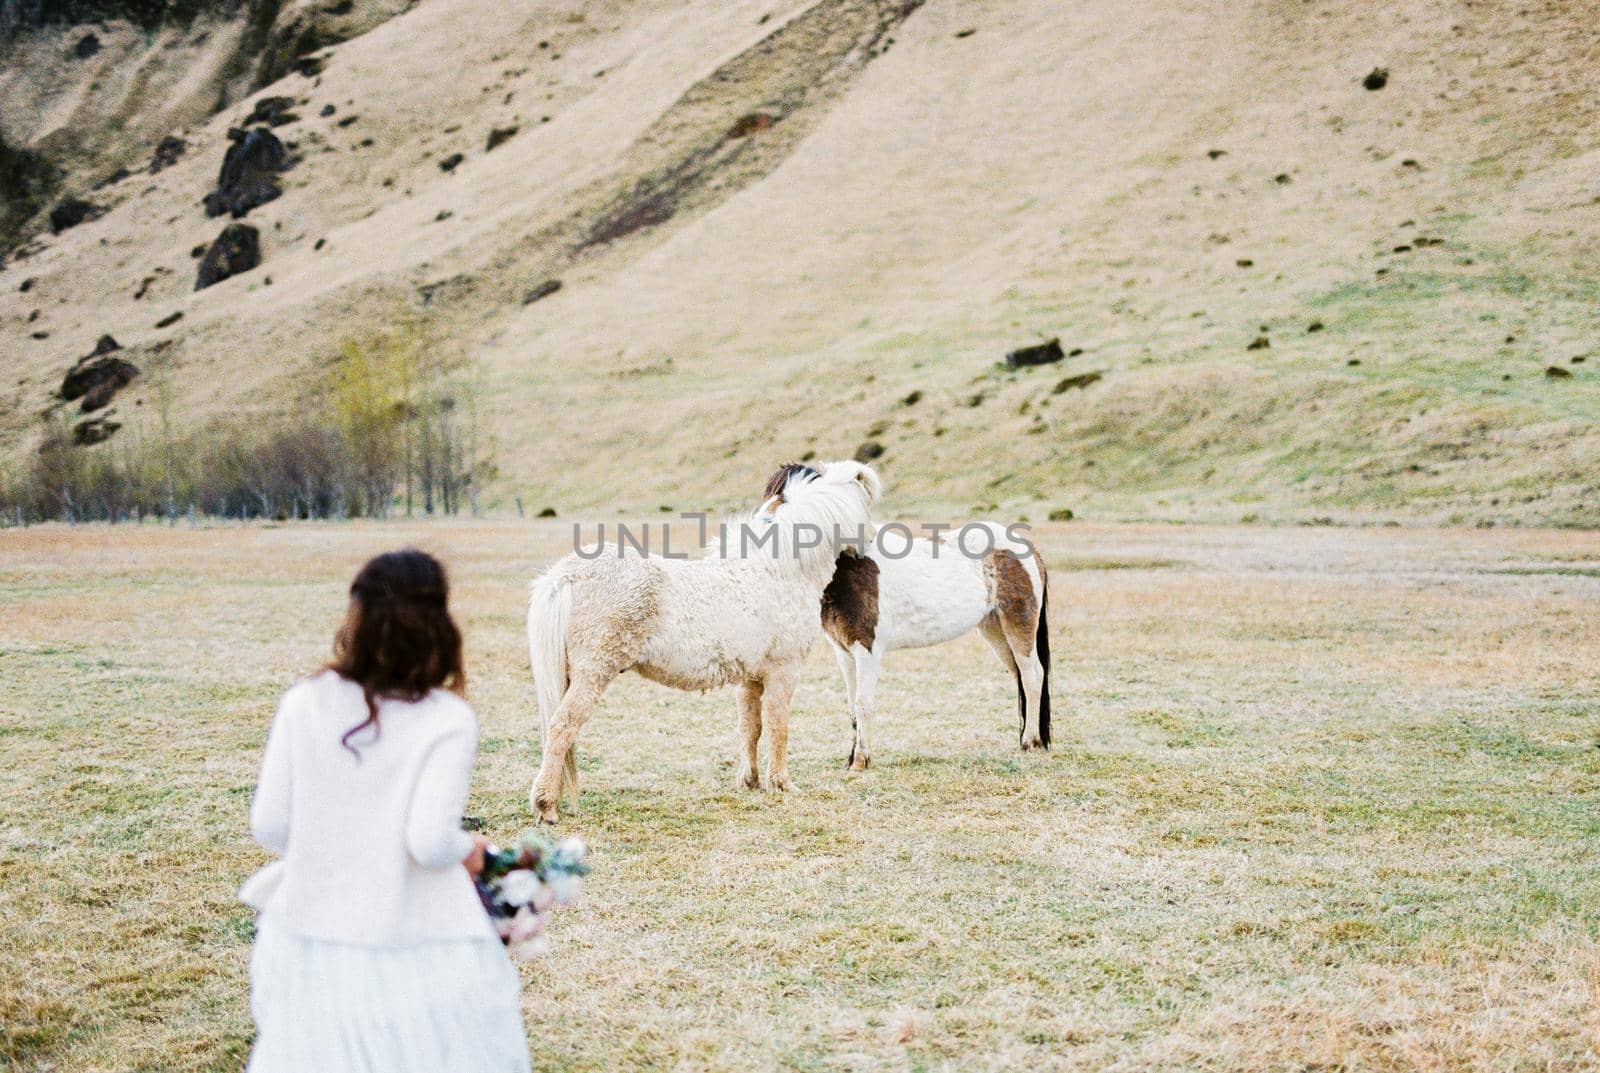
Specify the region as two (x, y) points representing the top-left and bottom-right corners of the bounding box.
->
(1035, 566), (1051, 749)
(527, 571), (578, 801)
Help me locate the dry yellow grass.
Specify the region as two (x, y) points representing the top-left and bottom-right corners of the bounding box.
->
(2, 518), (1599, 1071)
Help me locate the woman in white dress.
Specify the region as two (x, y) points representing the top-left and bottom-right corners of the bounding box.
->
(240, 549), (531, 1073)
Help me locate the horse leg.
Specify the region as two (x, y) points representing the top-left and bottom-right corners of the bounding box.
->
(992, 609), (1046, 751)
(848, 643), (880, 771)
(761, 663), (800, 792)
(530, 671), (610, 823)
(984, 549), (1049, 752)
(1014, 646), (1047, 751)
(979, 616), (1038, 750)
(831, 641), (860, 767)
(736, 679), (764, 791)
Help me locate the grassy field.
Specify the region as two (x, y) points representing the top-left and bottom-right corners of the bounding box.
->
(2, 518), (1599, 1071)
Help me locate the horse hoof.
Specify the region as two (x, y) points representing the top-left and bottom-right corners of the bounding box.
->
(736, 768), (762, 791)
(531, 792), (560, 824)
(849, 754), (870, 772)
(1020, 736), (1046, 752)
(767, 772), (793, 792)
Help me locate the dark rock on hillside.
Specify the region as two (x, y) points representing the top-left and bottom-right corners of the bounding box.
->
(94, 166), (130, 188)
(61, 336), (138, 412)
(1005, 338), (1065, 368)
(1247, 336), (1271, 350)
(155, 310), (183, 328)
(439, 152), (464, 173)
(728, 113), (776, 138)
(486, 126), (518, 151)
(73, 31), (99, 58)
(80, 368), (134, 410)
(855, 440), (885, 462)
(243, 95), (299, 127)
(1362, 67), (1388, 91)
(195, 222), (260, 289)
(203, 127), (288, 218)
(48, 197), (100, 233)
(73, 416), (121, 445)
(1052, 371), (1102, 393)
(522, 278), (562, 304)
(150, 135), (187, 173)
(1545, 365), (1572, 380)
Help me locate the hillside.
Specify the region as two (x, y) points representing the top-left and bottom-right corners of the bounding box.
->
(1, 0), (1597, 525)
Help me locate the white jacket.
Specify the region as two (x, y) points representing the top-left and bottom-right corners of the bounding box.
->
(240, 670), (495, 945)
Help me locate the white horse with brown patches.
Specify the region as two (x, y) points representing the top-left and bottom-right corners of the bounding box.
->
(759, 464), (1051, 770)
(525, 461), (881, 823)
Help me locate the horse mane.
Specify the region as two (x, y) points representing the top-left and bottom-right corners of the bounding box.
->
(761, 461), (879, 587)
(761, 462), (820, 504)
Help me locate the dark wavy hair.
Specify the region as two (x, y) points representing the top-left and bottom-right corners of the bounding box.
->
(329, 549), (466, 758)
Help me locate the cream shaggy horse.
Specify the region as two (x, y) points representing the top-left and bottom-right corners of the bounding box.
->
(759, 464), (1051, 770)
(526, 461), (881, 823)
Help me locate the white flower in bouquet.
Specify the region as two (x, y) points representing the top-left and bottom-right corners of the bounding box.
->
(553, 836), (587, 864)
(547, 871), (581, 906)
(498, 868), (541, 907)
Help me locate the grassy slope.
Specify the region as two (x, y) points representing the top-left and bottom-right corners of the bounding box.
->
(0, 0), (1597, 525)
(2, 520), (1597, 1071)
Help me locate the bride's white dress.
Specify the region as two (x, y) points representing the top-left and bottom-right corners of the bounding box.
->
(248, 915), (531, 1073)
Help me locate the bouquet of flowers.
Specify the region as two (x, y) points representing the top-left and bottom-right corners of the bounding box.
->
(473, 830), (589, 960)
